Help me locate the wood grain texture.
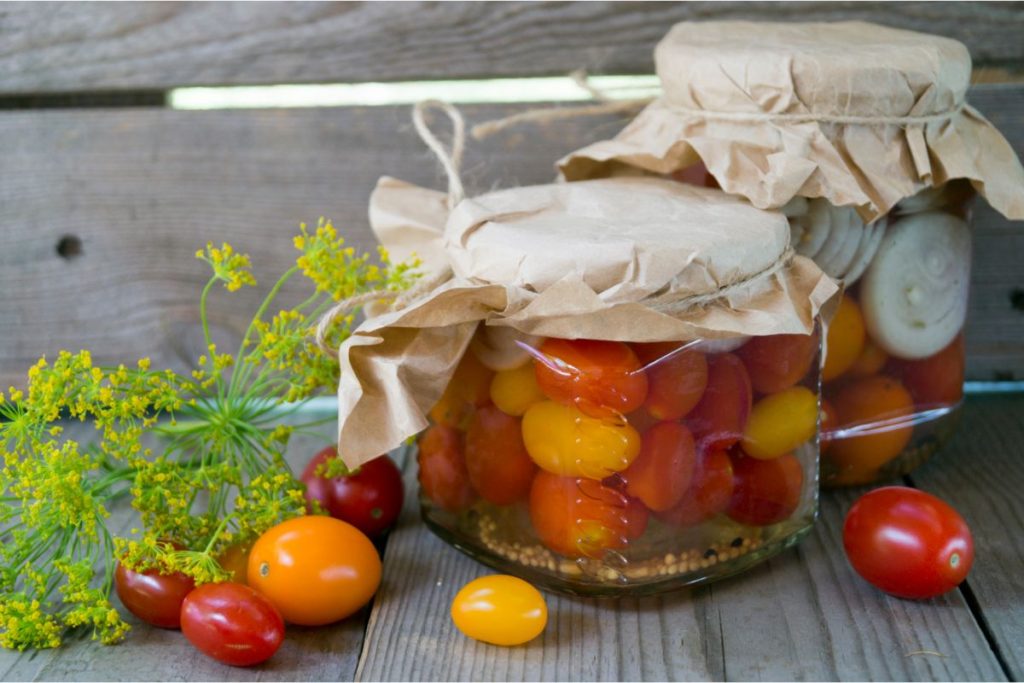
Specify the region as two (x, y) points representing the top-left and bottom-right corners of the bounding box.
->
(909, 395), (1024, 680)
(1, 89), (1023, 387)
(2, 2), (1024, 94)
(0, 417), (370, 682)
(355, 430), (1004, 682)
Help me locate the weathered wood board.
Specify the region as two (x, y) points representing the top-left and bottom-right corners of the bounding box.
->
(909, 395), (1024, 681)
(1, 2), (1023, 94)
(2, 87), (1023, 388)
(355, 462), (1004, 682)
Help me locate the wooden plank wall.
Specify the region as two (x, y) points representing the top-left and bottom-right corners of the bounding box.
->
(1, 2), (1023, 93)
(1, 1), (1023, 389)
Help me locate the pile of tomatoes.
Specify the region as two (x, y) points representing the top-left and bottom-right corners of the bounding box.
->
(419, 332), (820, 561)
(115, 451), (402, 667)
(819, 294), (965, 485)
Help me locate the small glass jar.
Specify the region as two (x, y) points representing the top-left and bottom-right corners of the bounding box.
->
(417, 326), (822, 596)
(785, 181), (975, 486)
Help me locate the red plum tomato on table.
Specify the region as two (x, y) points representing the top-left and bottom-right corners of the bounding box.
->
(533, 339), (648, 418)
(465, 405), (536, 505)
(247, 515), (382, 626)
(727, 451), (803, 526)
(301, 447), (404, 538)
(114, 563), (195, 629)
(417, 424), (476, 513)
(685, 353), (752, 451)
(180, 582), (284, 667)
(843, 487), (974, 599)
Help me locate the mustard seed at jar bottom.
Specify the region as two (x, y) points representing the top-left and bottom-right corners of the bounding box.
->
(416, 328), (822, 596)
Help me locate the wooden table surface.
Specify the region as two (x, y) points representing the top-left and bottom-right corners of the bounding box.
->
(0, 393), (1019, 682)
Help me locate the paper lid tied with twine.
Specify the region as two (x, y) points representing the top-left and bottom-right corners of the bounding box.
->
(327, 102), (838, 468)
(558, 21), (1024, 222)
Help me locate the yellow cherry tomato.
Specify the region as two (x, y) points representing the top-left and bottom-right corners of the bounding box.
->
(490, 363), (546, 417)
(451, 575), (547, 646)
(522, 401), (640, 480)
(741, 386), (817, 460)
(822, 296), (866, 381)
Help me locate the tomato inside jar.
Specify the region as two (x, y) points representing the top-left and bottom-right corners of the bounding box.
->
(416, 327), (821, 596)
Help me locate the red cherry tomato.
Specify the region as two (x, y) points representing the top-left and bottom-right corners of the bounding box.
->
(656, 448), (734, 527)
(621, 422), (697, 512)
(843, 487), (974, 599)
(417, 424), (476, 513)
(737, 333), (818, 394)
(533, 338), (648, 418)
(114, 563), (195, 629)
(685, 353), (752, 451)
(529, 471), (647, 558)
(727, 451), (803, 526)
(300, 448), (404, 538)
(889, 334), (965, 408)
(180, 583), (284, 667)
(633, 342), (708, 421)
(465, 405), (536, 505)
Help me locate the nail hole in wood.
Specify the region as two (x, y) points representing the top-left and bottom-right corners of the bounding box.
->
(1010, 288), (1024, 312)
(56, 235), (83, 260)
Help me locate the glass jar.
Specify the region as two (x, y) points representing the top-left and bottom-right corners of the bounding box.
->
(782, 180), (975, 486)
(417, 326), (822, 596)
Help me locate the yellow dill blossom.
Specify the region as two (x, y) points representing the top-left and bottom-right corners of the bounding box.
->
(196, 241), (257, 292)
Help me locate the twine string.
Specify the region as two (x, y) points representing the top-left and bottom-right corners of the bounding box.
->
(412, 99), (467, 208)
(314, 101), (466, 358)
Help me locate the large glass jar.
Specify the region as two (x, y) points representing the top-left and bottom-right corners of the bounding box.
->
(784, 181), (975, 486)
(417, 326), (822, 596)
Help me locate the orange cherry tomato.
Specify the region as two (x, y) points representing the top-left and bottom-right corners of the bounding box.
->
(621, 422), (697, 512)
(465, 406), (536, 505)
(451, 575), (548, 646)
(429, 351), (494, 429)
(533, 339), (648, 418)
(490, 362), (546, 416)
(846, 339), (889, 378)
(655, 448), (734, 527)
(737, 332), (818, 394)
(741, 386), (818, 460)
(820, 399), (839, 454)
(417, 424), (476, 513)
(521, 401), (641, 480)
(529, 471), (647, 558)
(822, 296), (867, 381)
(685, 353), (752, 451)
(827, 376), (914, 485)
(727, 451), (804, 526)
(633, 342), (708, 421)
(889, 334), (965, 407)
(247, 516), (381, 626)
(217, 542), (252, 584)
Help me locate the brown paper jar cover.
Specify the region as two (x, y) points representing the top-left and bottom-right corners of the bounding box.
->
(558, 21), (1024, 222)
(334, 176), (838, 468)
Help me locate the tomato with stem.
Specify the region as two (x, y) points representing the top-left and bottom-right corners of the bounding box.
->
(843, 487), (973, 599)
